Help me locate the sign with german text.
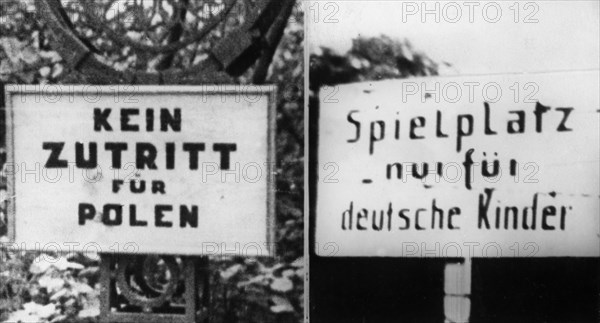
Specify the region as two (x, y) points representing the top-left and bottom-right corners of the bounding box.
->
(315, 71), (599, 257)
(5, 85), (275, 256)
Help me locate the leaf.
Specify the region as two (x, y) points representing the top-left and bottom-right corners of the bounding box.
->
(282, 269), (295, 278)
(21, 302), (39, 313)
(78, 295), (100, 319)
(39, 51), (62, 63)
(270, 296), (294, 313)
(19, 302), (56, 319)
(71, 282), (94, 295)
(0, 60), (14, 80)
(19, 71), (35, 83)
(29, 256), (53, 274)
(30, 256), (83, 274)
(49, 288), (68, 302)
(20, 46), (39, 65)
(36, 303), (56, 319)
(51, 64), (64, 79)
(78, 306), (100, 318)
(53, 258), (84, 271)
(50, 315), (68, 323)
(0, 37), (40, 67)
(220, 264), (243, 281)
(39, 66), (51, 78)
(290, 257), (303, 268)
(126, 31), (144, 42)
(76, 280), (100, 319)
(77, 266), (99, 280)
(0, 38), (21, 65)
(38, 276), (65, 294)
(270, 277), (293, 293)
(265, 263), (285, 275)
(237, 274), (267, 288)
(5, 310), (40, 323)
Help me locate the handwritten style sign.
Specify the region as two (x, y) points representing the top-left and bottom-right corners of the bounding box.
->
(315, 71), (599, 257)
(5, 85), (275, 256)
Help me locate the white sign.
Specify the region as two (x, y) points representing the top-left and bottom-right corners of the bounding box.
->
(316, 71), (599, 257)
(5, 85), (275, 256)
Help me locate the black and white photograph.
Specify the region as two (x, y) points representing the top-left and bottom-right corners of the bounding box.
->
(308, 1), (599, 322)
(1, 1), (303, 322)
(1, 0), (599, 322)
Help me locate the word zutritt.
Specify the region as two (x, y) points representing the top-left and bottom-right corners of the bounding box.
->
(40, 107), (237, 170)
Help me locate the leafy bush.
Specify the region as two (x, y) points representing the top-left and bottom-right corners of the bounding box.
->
(310, 34), (444, 90)
(0, 252), (100, 323)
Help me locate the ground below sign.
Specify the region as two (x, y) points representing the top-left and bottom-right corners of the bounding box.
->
(316, 71), (599, 257)
(6, 85), (275, 256)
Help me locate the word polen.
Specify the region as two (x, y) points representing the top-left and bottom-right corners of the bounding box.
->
(79, 203), (199, 228)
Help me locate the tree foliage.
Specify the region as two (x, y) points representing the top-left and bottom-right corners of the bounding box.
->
(310, 34), (442, 91)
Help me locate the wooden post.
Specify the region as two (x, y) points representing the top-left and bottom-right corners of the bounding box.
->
(198, 256), (211, 323)
(444, 258), (472, 323)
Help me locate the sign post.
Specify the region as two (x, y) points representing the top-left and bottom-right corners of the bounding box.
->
(314, 71), (600, 321)
(444, 259), (471, 322)
(5, 85), (276, 321)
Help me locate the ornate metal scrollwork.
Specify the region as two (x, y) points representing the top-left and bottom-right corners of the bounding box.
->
(100, 254), (206, 322)
(115, 256), (181, 311)
(37, 0), (296, 84)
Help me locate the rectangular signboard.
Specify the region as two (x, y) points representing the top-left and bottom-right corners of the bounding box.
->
(5, 85), (275, 256)
(315, 71), (599, 257)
